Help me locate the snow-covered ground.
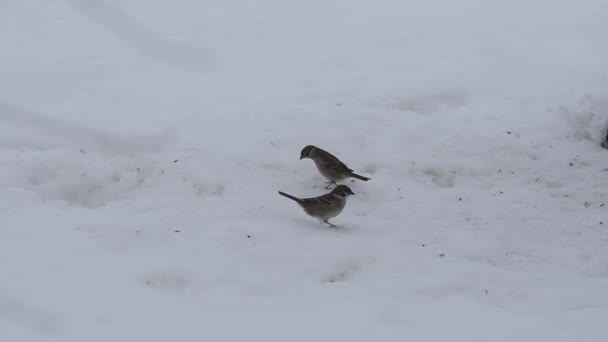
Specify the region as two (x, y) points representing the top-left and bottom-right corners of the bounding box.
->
(1, 0), (608, 340)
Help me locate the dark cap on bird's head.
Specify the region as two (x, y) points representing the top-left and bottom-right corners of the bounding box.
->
(331, 184), (355, 196)
(300, 145), (317, 159)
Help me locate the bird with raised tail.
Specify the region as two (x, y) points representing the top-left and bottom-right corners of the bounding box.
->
(278, 185), (355, 227)
(300, 145), (370, 189)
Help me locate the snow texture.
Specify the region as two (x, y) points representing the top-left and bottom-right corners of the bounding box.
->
(1, 0), (607, 341)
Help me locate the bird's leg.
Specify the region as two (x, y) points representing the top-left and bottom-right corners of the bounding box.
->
(323, 220), (337, 228)
(324, 180), (336, 189)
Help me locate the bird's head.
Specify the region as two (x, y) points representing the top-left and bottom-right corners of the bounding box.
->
(331, 185), (355, 199)
(300, 145), (317, 160)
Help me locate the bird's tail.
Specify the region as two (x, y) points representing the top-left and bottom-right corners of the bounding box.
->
(278, 191), (302, 203)
(348, 172), (371, 181)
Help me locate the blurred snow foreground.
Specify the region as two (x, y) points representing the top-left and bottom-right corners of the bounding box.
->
(1, 0), (608, 341)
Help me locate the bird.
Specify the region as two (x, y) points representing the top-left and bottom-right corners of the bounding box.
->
(300, 145), (370, 188)
(278, 185), (355, 227)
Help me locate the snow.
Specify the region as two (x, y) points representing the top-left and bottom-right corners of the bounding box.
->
(1, 0), (608, 340)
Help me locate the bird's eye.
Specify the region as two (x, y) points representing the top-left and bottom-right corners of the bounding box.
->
(341, 192), (348, 196)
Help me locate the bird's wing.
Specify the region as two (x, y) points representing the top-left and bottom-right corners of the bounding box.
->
(301, 194), (334, 207)
(317, 150), (353, 172)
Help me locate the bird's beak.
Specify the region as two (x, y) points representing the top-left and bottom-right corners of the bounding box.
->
(299, 156), (303, 160)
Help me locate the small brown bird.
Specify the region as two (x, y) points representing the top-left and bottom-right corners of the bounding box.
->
(300, 145), (370, 188)
(278, 185), (355, 227)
